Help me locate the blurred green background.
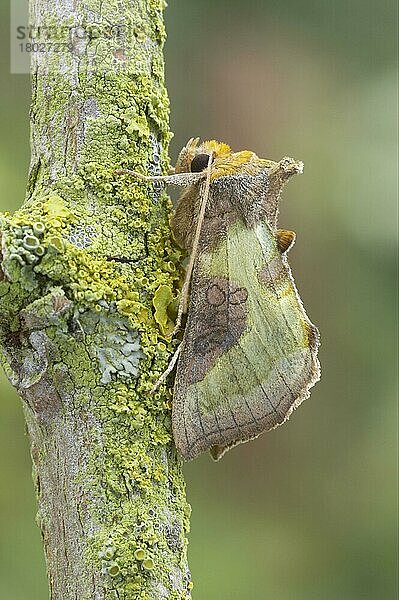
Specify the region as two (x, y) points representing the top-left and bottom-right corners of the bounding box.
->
(0, 1), (397, 598)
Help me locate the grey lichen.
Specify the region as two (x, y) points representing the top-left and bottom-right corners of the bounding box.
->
(77, 309), (144, 384)
(6, 223), (46, 267)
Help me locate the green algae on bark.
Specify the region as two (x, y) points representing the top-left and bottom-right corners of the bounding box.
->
(0, 1), (192, 598)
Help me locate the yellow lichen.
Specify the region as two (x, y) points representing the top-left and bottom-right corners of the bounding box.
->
(152, 284), (175, 337)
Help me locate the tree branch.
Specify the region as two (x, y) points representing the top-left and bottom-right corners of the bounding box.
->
(0, 1), (192, 598)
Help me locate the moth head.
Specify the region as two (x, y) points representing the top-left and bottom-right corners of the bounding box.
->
(174, 138), (232, 175)
(174, 138), (277, 180)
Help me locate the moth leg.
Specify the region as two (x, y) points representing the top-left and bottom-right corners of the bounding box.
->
(115, 169), (205, 187)
(150, 344), (182, 395)
(171, 152), (214, 337)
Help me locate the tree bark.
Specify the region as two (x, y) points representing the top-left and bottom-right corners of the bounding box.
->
(0, 1), (192, 598)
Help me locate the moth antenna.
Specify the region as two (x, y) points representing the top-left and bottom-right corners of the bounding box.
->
(115, 168), (205, 186)
(149, 345), (181, 395)
(171, 152), (213, 336)
(115, 169), (166, 181)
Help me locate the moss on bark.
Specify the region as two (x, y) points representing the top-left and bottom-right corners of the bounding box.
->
(0, 1), (191, 598)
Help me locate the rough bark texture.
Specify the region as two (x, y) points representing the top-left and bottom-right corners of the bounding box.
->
(0, 1), (192, 598)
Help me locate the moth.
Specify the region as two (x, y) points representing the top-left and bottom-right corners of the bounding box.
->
(117, 138), (320, 461)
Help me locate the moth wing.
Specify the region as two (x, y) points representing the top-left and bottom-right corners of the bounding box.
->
(172, 219), (320, 461)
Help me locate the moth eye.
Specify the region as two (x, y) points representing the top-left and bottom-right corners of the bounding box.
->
(190, 153), (213, 173)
